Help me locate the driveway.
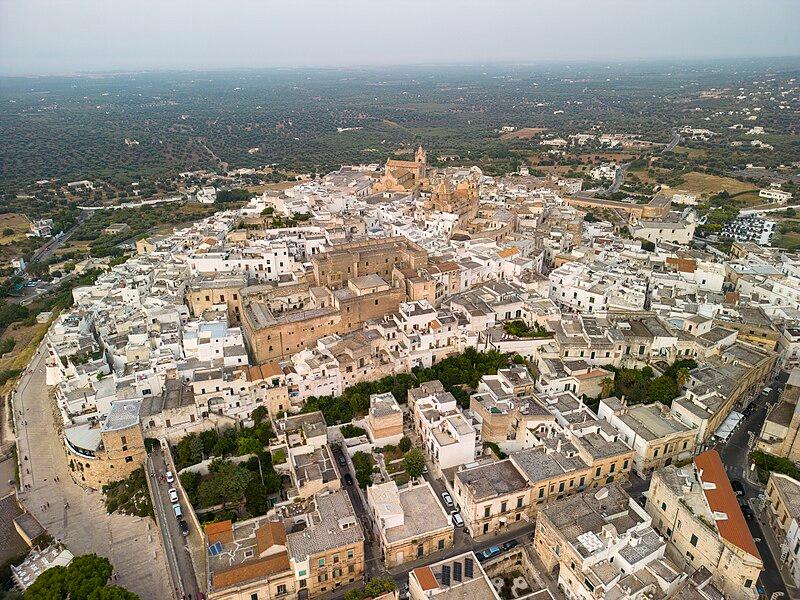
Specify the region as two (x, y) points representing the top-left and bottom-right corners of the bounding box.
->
(13, 345), (172, 599)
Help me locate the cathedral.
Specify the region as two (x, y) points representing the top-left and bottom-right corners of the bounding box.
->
(378, 146), (428, 191)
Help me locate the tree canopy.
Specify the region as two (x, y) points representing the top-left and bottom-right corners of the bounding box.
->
(24, 554), (138, 600)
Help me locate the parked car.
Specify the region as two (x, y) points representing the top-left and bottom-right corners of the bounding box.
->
(338, 455), (347, 467)
(168, 488), (179, 503)
(165, 470), (174, 484)
(451, 511), (464, 528)
(478, 546), (501, 561)
(173, 504), (182, 519)
(179, 519), (189, 536)
(501, 540), (519, 551)
(731, 479), (745, 496)
(344, 473), (353, 486)
(441, 492), (454, 508)
(740, 502), (754, 521)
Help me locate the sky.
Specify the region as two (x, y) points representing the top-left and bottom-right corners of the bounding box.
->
(1, 0), (799, 75)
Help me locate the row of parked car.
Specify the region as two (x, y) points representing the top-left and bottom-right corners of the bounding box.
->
(165, 470), (190, 536)
(439, 491), (465, 528)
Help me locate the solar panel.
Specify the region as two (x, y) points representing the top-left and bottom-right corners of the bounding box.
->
(441, 565), (451, 587)
(453, 561), (462, 582)
(208, 541), (223, 556)
(464, 557), (474, 579)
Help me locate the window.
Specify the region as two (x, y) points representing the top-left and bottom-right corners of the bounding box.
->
(661, 502), (667, 511)
(623, 460), (629, 470)
(483, 523), (489, 534)
(250, 594), (258, 600)
(318, 558), (326, 567)
(484, 506), (491, 518)
(745, 579), (753, 588)
(558, 482), (565, 493)
(438, 539), (445, 550)
(538, 488), (545, 499)
(277, 584), (287, 596)
(610, 463), (616, 473)
(690, 534), (698, 547)
(501, 501), (507, 513)
(347, 548), (354, 559)
(517, 497), (523, 509)
(333, 553), (339, 563)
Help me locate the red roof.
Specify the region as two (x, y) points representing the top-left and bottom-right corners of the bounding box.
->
(694, 450), (761, 561)
(412, 566), (439, 591)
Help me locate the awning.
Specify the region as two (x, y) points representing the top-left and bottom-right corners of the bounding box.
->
(713, 410), (744, 441)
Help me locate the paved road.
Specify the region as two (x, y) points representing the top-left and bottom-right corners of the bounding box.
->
(332, 445), (384, 579)
(29, 211), (90, 265)
(148, 445), (201, 600)
(719, 371), (790, 599)
(12, 344), (172, 599)
(662, 132), (682, 153)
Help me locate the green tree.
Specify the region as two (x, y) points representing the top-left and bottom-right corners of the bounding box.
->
(64, 554), (113, 600)
(25, 566), (67, 599)
(236, 436), (263, 456)
(87, 587), (140, 600)
(398, 436), (412, 452)
(198, 460), (252, 508)
(251, 405), (268, 426)
(175, 434), (203, 469)
(364, 577), (396, 597)
(352, 451), (375, 489)
(403, 448), (426, 479)
(649, 376), (679, 405)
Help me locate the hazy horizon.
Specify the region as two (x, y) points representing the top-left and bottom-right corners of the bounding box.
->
(1, 0), (800, 76)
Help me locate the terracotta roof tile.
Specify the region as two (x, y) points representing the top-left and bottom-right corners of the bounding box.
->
(413, 566), (439, 591)
(212, 550), (291, 589)
(694, 450), (761, 561)
(256, 521), (287, 556)
(205, 520), (234, 545)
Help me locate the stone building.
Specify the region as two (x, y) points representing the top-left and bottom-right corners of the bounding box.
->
(187, 274), (247, 325)
(206, 519), (296, 600)
(367, 481), (454, 568)
(63, 399), (146, 490)
(378, 146), (428, 191)
(286, 491), (365, 598)
(645, 450), (763, 600)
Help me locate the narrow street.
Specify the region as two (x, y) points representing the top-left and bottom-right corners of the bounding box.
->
(719, 371), (792, 599)
(148, 445), (201, 600)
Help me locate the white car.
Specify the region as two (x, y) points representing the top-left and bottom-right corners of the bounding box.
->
(168, 488), (179, 503)
(441, 492), (454, 508)
(165, 470), (174, 484)
(173, 504), (182, 519)
(451, 511), (464, 527)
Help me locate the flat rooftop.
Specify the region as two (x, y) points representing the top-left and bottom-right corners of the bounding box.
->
(456, 459), (528, 500)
